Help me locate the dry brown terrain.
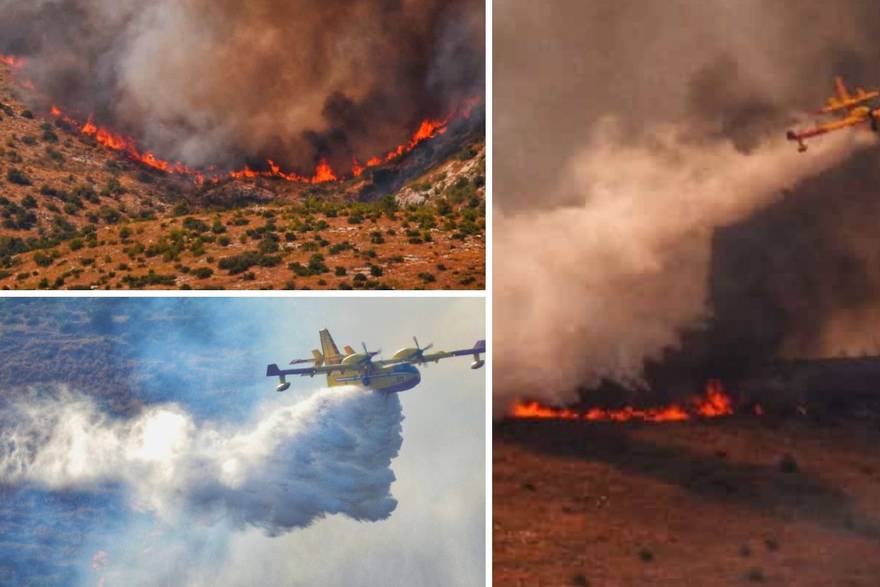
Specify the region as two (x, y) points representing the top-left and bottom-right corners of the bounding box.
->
(495, 416), (880, 586)
(0, 60), (485, 290)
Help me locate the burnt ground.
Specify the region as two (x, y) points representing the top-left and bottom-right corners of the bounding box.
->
(494, 416), (880, 586)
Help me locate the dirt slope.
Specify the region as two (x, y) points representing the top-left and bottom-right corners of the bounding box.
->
(0, 60), (485, 290)
(495, 417), (880, 586)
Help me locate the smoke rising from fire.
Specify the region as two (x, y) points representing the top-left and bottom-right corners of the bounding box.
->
(496, 126), (866, 409)
(0, 0), (483, 175)
(0, 386), (403, 534)
(494, 0), (880, 410)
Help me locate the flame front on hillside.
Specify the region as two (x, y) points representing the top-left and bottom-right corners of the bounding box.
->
(511, 380), (737, 423)
(3, 53), (474, 185)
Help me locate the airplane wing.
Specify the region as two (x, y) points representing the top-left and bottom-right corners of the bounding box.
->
(786, 111), (872, 151)
(381, 339), (486, 366)
(266, 362), (359, 378)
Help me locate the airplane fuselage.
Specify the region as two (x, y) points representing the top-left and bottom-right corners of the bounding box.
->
(327, 363), (422, 394)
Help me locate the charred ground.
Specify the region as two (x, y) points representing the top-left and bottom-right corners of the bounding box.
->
(0, 62), (485, 290)
(494, 416), (880, 587)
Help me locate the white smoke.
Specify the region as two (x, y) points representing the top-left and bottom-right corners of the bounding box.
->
(0, 385), (403, 534)
(494, 120), (872, 412)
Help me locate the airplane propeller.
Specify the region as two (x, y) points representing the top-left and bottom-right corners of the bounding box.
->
(412, 336), (434, 362)
(361, 342), (381, 358)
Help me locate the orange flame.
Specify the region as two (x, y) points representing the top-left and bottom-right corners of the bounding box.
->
(0, 54), (24, 69)
(41, 95), (482, 184)
(310, 158), (337, 183)
(511, 380), (736, 423)
(73, 115), (195, 175)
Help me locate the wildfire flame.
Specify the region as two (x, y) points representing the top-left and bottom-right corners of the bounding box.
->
(68, 114), (199, 178)
(511, 380), (736, 423)
(3, 52), (472, 185)
(50, 104), (452, 184)
(0, 54), (24, 69)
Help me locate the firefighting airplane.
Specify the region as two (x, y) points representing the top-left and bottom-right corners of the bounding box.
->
(266, 329), (485, 393)
(787, 76), (880, 152)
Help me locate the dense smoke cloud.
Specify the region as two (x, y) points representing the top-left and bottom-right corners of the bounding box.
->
(0, 0), (483, 174)
(495, 0), (880, 409)
(0, 385), (403, 534)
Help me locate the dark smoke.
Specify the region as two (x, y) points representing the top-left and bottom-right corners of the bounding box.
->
(495, 0), (880, 213)
(654, 144), (880, 384)
(495, 0), (880, 410)
(0, 0), (484, 175)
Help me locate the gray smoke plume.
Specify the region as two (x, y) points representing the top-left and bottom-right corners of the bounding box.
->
(0, 385), (403, 534)
(494, 0), (880, 411)
(0, 0), (483, 174)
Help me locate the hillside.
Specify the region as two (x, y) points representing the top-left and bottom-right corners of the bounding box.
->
(0, 60), (485, 290)
(495, 417), (880, 586)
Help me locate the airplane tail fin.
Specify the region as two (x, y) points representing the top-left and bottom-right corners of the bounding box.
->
(311, 349), (324, 366)
(319, 329), (342, 365)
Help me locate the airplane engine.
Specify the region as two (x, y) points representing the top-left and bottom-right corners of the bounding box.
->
(470, 359), (485, 370)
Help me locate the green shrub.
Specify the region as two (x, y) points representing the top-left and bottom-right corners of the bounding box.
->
(192, 267), (214, 279)
(6, 168), (31, 186)
(182, 217), (210, 233)
(33, 252), (53, 267)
